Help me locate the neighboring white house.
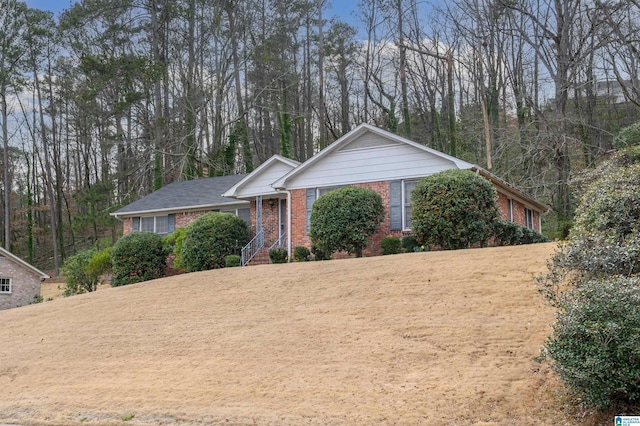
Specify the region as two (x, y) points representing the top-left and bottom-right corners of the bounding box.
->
(0, 247), (50, 310)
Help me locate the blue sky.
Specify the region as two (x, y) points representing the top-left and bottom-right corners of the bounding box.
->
(24, 0), (362, 22)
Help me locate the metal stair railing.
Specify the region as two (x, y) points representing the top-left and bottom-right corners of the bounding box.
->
(241, 229), (264, 266)
(269, 232), (287, 251)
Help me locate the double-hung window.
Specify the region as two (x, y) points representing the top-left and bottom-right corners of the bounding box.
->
(390, 179), (419, 231)
(525, 208), (535, 229)
(403, 180), (419, 230)
(132, 214), (174, 235)
(0, 278), (11, 294)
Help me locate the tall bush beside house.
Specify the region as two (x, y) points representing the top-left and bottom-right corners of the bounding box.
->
(310, 186), (385, 258)
(411, 169), (499, 250)
(180, 212), (249, 272)
(538, 146), (640, 411)
(62, 249), (97, 295)
(111, 232), (167, 286)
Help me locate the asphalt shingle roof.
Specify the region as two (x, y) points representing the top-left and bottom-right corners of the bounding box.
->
(113, 174), (248, 216)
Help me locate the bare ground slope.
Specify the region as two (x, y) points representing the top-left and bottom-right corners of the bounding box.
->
(0, 243), (576, 425)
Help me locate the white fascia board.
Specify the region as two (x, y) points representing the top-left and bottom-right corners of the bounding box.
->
(110, 200), (250, 219)
(223, 155), (300, 198)
(0, 247), (50, 280)
(272, 123), (474, 189)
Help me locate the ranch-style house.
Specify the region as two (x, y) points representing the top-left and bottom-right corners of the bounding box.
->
(112, 124), (548, 265)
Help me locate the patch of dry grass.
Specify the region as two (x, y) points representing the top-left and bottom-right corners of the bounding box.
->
(0, 243), (588, 425)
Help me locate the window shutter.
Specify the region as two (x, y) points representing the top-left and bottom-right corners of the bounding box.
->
(168, 214), (175, 233)
(389, 181), (402, 231)
(306, 188), (316, 234)
(132, 217), (140, 232)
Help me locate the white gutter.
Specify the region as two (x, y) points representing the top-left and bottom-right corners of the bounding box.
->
(285, 190), (292, 258)
(110, 200), (250, 219)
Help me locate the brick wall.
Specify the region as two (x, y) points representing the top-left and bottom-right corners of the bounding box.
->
(290, 180), (541, 259)
(496, 192), (541, 232)
(290, 181), (412, 258)
(0, 257), (41, 310)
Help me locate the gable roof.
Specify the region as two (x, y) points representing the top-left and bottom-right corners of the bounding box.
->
(112, 174), (248, 218)
(222, 155), (300, 198)
(271, 123), (474, 189)
(0, 247), (50, 280)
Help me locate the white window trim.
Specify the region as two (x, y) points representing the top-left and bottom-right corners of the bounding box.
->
(0, 277), (12, 294)
(402, 179), (419, 231)
(525, 208), (534, 230)
(137, 215), (169, 235)
(316, 186), (341, 198)
(507, 198), (514, 222)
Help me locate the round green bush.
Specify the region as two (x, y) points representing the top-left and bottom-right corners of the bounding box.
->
(224, 254), (241, 267)
(111, 232), (167, 286)
(293, 246), (311, 262)
(269, 247), (288, 264)
(310, 186), (385, 257)
(180, 212), (249, 272)
(545, 276), (640, 409)
(401, 235), (420, 252)
(411, 169), (499, 250)
(381, 236), (401, 255)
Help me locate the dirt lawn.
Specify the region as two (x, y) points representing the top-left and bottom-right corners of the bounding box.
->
(0, 243), (586, 425)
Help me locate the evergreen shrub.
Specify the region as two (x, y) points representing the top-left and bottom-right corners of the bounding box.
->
(411, 169), (499, 250)
(310, 186), (385, 257)
(224, 255), (241, 267)
(381, 236), (401, 255)
(111, 232), (166, 286)
(180, 212), (249, 272)
(293, 246), (311, 262)
(401, 235), (420, 252)
(62, 249), (99, 295)
(269, 247), (288, 264)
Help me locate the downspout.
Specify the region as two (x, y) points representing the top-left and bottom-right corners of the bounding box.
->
(285, 190), (292, 258)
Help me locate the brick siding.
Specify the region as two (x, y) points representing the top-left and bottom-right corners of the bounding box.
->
(0, 257), (41, 310)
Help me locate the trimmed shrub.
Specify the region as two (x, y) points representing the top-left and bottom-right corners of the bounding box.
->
(544, 276), (640, 409)
(311, 244), (331, 261)
(492, 220), (524, 246)
(293, 246), (311, 262)
(62, 249), (99, 295)
(310, 186), (385, 257)
(269, 247), (288, 264)
(401, 235), (420, 252)
(411, 169), (500, 250)
(381, 236), (401, 255)
(111, 232), (167, 286)
(224, 255), (241, 268)
(180, 212), (249, 272)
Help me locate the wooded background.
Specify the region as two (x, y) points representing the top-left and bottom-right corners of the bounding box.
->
(1, 0), (639, 274)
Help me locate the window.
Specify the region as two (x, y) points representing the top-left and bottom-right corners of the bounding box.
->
(390, 180), (420, 231)
(403, 180), (419, 229)
(525, 208), (535, 229)
(317, 186), (341, 198)
(221, 208), (251, 224)
(132, 214), (174, 235)
(0, 278), (11, 294)
(507, 198), (514, 222)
